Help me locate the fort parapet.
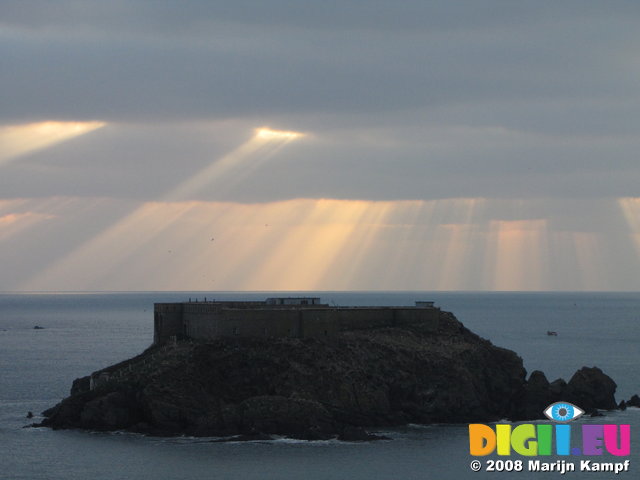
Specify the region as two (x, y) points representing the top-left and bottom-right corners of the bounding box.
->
(154, 297), (439, 345)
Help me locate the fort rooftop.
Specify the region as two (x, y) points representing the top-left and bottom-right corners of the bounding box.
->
(154, 297), (439, 345)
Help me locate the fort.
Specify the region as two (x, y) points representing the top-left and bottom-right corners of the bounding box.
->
(153, 297), (440, 345)
(41, 299), (626, 439)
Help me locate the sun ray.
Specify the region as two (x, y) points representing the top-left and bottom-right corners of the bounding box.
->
(242, 199), (359, 289)
(17, 195), (639, 292)
(205, 200), (320, 290)
(0, 197), (86, 244)
(570, 232), (607, 291)
(487, 219), (549, 291)
(379, 201), (438, 289)
(23, 201), (203, 290)
(167, 127), (305, 201)
(618, 197), (640, 258)
(0, 121), (105, 165)
(435, 198), (485, 290)
(22, 127), (305, 290)
(316, 201), (398, 289)
(0, 212), (56, 242)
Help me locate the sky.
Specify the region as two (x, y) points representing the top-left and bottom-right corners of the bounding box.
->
(1, 0), (640, 291)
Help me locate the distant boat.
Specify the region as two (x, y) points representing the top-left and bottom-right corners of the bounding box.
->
(547, 331), (558, 336)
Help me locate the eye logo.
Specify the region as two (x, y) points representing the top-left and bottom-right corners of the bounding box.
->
(543, 402), (585, 422)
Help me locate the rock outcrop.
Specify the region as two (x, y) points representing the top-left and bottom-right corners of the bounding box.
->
(626, 394), (640, 408)
(565, 366), (618, 411)
(510, 367), (618, 421)
(37, 310), (620, 439)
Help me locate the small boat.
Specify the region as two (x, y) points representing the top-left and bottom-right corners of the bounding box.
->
(547, 331), (558, 336)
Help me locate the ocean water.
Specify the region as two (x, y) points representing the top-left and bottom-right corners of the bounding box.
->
(1, 291), (638, 479)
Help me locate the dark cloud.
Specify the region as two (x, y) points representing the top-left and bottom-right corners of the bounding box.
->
(4, 1), (640, 34)
(2, 1), (640, 126)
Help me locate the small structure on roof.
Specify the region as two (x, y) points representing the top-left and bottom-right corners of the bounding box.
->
(265, 297), (323, 306)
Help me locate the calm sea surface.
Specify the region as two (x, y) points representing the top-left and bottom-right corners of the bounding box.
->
(1, 291), (638, 479)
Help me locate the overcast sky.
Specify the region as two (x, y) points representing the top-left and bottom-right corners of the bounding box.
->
(1, 1), (639, 291)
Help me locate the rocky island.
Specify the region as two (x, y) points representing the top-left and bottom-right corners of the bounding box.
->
(37, 298), (623, 440)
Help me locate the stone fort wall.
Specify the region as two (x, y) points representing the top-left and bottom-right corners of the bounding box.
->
(154, 300), (440, 345)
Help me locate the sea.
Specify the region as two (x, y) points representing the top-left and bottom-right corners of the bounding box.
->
(1, 291), (638, 479)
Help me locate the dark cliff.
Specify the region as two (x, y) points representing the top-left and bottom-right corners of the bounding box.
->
(38, 310), (618, 439)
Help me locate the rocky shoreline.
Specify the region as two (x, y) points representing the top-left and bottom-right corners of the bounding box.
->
(35, 310), (633, 440)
